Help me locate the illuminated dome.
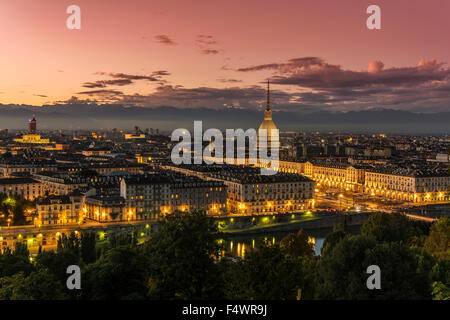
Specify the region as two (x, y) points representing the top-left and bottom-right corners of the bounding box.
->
(258, 111), (277, 131)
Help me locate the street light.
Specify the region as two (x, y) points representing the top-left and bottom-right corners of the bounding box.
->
(338, 194), (344, 212)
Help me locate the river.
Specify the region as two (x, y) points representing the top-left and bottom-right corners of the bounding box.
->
(223, 225), (361, 258)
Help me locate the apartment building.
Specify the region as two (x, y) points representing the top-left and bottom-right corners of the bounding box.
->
(0, 159), (57, 177)
(164, 165), (315, 215)
(120, 174), (172, 220)
(0, 177), (45, 200)
(36, 193), (84, 225)
(364, 167), (450, 203)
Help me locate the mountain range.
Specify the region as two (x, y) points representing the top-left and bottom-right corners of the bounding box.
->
(0, 103), (449, 134)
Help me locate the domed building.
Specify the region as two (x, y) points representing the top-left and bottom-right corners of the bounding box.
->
(258, 80), (278, 152)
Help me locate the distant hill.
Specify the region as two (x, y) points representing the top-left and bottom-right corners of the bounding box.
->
(0, 103), (449, 134)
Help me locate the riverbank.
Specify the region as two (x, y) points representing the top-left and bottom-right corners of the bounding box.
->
(223, 212), (374, 235)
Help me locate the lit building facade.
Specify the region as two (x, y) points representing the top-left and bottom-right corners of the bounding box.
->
(120, 175), (172, 220)
(304, 161), (367, 192)
(364, 169), (450, 203)
(84, 196), (126, 222)
(36, 194), (84, 226)
(0, 161), (58, 177)
(0, 177), (45, 200)
(259, 159), (449, 204)
(163, 165), (315, 215)
(169, 179), (227, 215)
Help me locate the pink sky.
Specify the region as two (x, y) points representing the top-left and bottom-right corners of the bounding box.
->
(0, 0), (449, 112)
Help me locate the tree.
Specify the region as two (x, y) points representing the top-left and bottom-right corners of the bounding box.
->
(0, 194), (33, 226)
(321, 223), (349, 257)
(430, 258), (450, 300)
(316, 235), (432, 299)
(80, 232), (97, 264)
(0, 243), (33, 278)
(431, 281), (450, 300)
(81, 246), (148, 300)
(0, 269), (68, 300)
(279, 229), (314, 258)
(361, 212), (425, 244)
(35, 250), (79, 283)
(424, 217), (450, 260)
(57, 232), (80, 256)
(224, 241), (308, 300)
(144, 211), (224, 299)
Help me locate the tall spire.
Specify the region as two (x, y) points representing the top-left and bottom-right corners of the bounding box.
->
(266, 79), (270, 111)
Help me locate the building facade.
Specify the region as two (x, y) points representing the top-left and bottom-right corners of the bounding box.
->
(36, 194), (84, 226)
(0, 177), (45, 200)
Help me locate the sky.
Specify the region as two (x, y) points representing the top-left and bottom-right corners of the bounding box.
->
(1, 0), (450, 113)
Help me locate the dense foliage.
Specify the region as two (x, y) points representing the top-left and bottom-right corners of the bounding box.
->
(0, 211), (448, 300)
(0, 194), (34, 226)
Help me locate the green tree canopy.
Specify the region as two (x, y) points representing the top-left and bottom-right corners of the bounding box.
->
(0, 269), (68, 300)
(361, 212), (427, 244)
(279, 229), (314, 258)
(316, 235), (433, 299)
(424, 217), (450, 260)
(224, 241), (308, 300)
(81, 246), (148, 300)
(144, 210), (223, 299)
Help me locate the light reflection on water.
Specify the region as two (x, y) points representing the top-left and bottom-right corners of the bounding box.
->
(223, 226), (359, 258)
(226, 237), (324, 258)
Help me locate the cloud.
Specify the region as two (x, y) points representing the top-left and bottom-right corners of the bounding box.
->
(195, 35), (221, 55)
(196, 35), (217, 46)
(237, 57), (450, 112)
(153, 34), (177, 46)
(33, 94), (48, 98)
(217, 78), (243, 83)
(68, 57), (450, 113)
(200, 49), (220, 55)
(77, 89), (123, 96)
(95, 71), (169, 82)
(368, 60), (384, 73)
(89, 84), (293, 110)
(81, 71), (171, 89)
(238, 57), (450, 90)
(82, 79), (133, 88)
(238, 57), (324, 72)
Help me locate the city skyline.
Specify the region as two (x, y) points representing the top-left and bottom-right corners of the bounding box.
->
(1, 0), (450, 115)
(0, 0), (448, 304)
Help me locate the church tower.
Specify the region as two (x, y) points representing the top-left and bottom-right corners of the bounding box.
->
(29, 115), (37, 134)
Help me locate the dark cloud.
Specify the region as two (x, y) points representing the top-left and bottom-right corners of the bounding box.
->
(68, 57), (450, 113)
(238, 57), (450, 90)
(33, 94), (48, 98)
(196, 35), (217, 46)
(234, 57), (450, 112)
(238, 57), (324, 72)
(82, 79), (133, 88)
(153, 34), (177, 46)
(196, 35), (222, 55)
(95, 72), (169, 82)
(152, 70), (171, 77)
(217, 78), (243, 83)
(81, 71), (171, 90)
(77, 89), (123, 96)
(55, 96), (95, 105)
(100, 85), (291, 110)
(200, 49), (220, 55)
